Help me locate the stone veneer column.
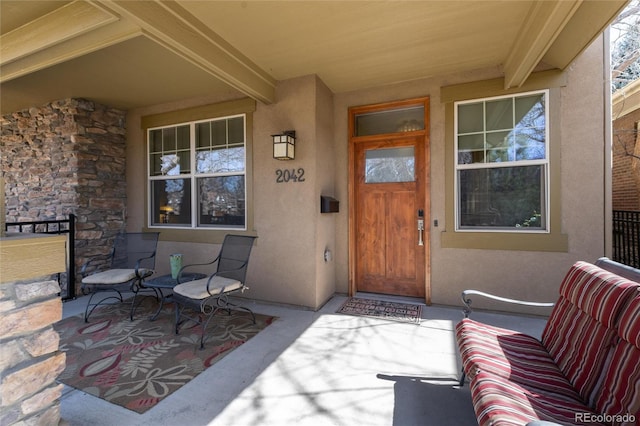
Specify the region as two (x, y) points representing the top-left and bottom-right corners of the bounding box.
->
(0, 234), (67, 425)
(1, 99), (127, 293)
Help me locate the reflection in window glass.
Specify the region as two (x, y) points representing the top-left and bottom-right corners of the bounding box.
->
(228, 117), (244, 144)
(365, 147), (415, 183)
(355, 106), (424, 136)
(148, 114), (246, 229)
(198, 176), (245, 227)
(196, 147), (244, 173)
(455, 90), (548, 231)
(458, 166), (545, 229)
(150, 179), (191, 226)
(457, 92), (546, 165)
(149, 127), (191, 175)
(485, 98), (513, 131)
(160, 154), (180, 176)
(457, 103), (484, 133)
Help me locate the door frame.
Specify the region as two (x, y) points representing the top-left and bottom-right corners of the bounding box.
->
(348, 96), (431, 304)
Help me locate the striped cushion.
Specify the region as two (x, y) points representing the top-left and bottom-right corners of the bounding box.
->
(594, 293), (640, 422)
(552, 261), (634, 328)
(470, 372), (606, 426)
(541, 261), (639, 403)
(456, 319), (580, 399)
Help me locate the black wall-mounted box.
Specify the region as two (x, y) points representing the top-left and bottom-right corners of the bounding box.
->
(320, 196), (339, 213)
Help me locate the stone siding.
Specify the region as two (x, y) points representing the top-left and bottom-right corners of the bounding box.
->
(0, 277), (65, 426)
(1, 98), (128, 292)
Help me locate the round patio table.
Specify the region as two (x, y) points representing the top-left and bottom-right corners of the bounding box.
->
(141, 272), (206, 320)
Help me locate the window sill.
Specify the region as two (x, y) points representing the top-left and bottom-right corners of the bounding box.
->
(144, 227), (257, 244)
(440, 231), (568, 252)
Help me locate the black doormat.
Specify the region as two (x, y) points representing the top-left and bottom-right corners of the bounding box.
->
(336, 297), (422, 324)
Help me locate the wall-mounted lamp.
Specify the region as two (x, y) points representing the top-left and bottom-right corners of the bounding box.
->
(272, 130), (296, 160)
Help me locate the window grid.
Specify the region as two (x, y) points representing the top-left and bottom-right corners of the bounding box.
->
(148, 114), (246, 230)
(454, 90), (550, 233)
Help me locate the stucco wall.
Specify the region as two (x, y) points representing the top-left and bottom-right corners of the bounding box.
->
(334, 37), (608, 313)
(124, 37), (609, 313)
(250, 76), (326, 308)
(313, 77), (337, 308)
(125, 76), (337, 310)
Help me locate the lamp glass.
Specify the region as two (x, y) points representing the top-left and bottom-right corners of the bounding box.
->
(273, 132), (295, 160)
(274, 142), (288, 158)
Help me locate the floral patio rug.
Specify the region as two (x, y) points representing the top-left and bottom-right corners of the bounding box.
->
(54, 301), (276, 413)
(336, 297), (423, 324)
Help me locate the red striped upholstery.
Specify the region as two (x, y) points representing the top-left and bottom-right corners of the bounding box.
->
(470, 371), (606, 426)
(593, 292), (640, 422)
(542, 262), (639, 403)
(456, 319), (580, 399)
(457, 261), (640, 426)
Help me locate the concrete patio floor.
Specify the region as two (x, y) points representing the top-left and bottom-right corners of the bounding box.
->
(58, 293), (547, 426)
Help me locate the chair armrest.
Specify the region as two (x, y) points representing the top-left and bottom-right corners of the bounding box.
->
(595, 257), (640, 282)
(177, 254), (220, 283)
(80, 258), (97, 277)
(461, 289), (554, 318)
(205, 263), (248, 296)
(134, 251), (157, 278)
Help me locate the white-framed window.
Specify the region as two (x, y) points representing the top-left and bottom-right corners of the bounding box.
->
(455, 90), (549, 232)
(147, 114), (246, 230)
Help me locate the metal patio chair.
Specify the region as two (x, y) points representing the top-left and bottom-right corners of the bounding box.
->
(81, 232), (159, 322)
(173, 234), (257, 349)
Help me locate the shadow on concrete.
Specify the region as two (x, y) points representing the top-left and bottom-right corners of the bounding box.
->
(377, 374), (477, 426)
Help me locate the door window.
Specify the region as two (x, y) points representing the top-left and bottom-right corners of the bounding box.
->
(365, 147), (415, 183)
(355, 106), (425, 136)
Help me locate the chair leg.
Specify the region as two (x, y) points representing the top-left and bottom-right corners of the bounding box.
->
(458, 370), (466, 387)
(235, 306), (256, 324)
(147, 288), (165, 321)
(175, 303), (183, 335)
(84, 289), (124, 322)
(199, 307), (222, 349)
(175, 302), (198, 335)
(130, 286), (162, 321)
(221, 296), (256, 324)
(129, 289), (139, 321)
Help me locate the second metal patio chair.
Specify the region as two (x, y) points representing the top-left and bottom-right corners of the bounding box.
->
(81, 232), (159, 322)
(173, 234), (257, 349)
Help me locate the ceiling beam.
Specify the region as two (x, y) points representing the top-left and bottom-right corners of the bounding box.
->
(542, 0), (630, 70)
(503, 0), (582, 89)
(0, 1), (119, 66)
(99, 0), (276, 104)
(0, 19), (141, 83)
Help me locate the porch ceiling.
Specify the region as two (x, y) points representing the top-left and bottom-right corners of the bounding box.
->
(0, 0), (629, 115)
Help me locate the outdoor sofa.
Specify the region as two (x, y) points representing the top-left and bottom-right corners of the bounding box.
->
(456, 258), (640, 425)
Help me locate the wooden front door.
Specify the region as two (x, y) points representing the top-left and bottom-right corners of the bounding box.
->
(349, 98), (430, 301)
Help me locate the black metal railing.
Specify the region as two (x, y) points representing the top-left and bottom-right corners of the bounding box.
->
(4, 214), (76, 300)
(613, 210), (640, 269)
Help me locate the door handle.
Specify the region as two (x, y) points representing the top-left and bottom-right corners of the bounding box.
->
(417, 209), (424, 246)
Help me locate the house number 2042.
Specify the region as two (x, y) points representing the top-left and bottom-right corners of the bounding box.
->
(275, 168), (305, 183)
